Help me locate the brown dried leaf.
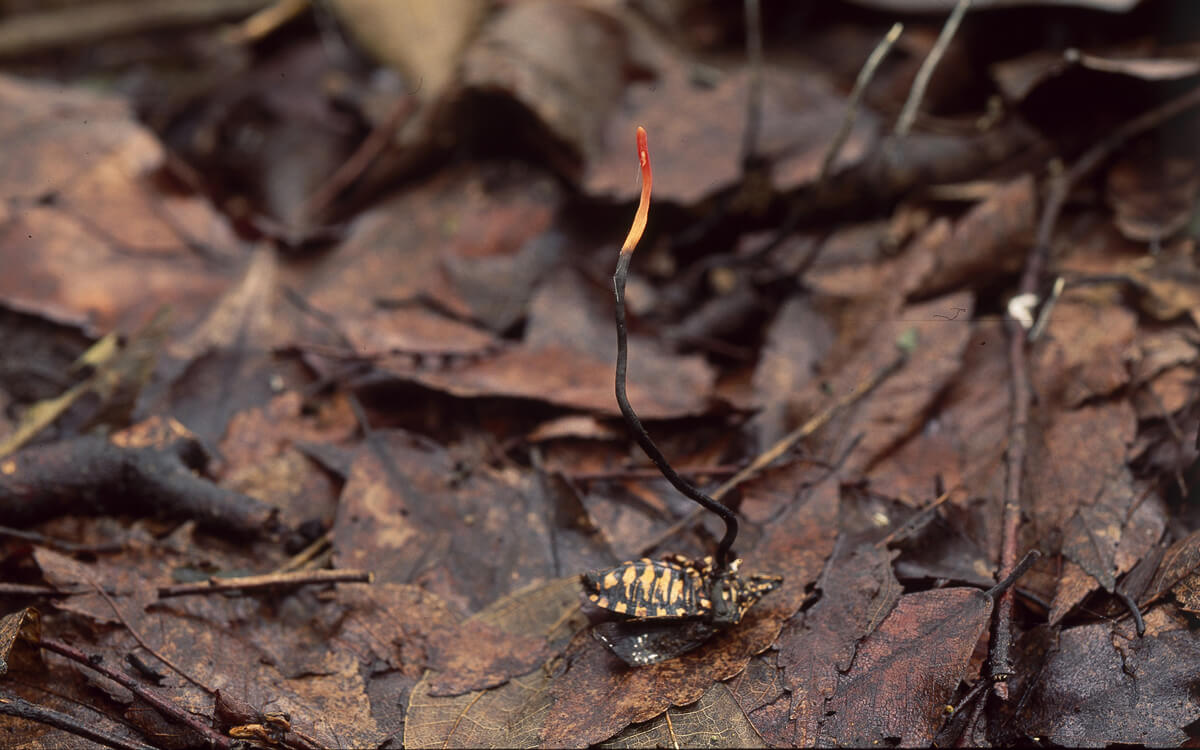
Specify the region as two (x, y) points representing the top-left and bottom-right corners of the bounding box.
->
(458, 0), (628, 177)
(218, 391), (355, 525)
(427, 618), (551, 697)
(1033, 294), (1136, 408)
(1026, 401), (1136, 537)
(411, 342), (715, 419)
(0, 74), (242, 333)
(871, 320), (1009, 509)
(332, 431), (554, 610)
(1144, 527), (1200, 605)
(0, 607), (40, 677)
(1106, 152), (1199, 243)
(140, 247), (288, 445)
(601, 680), (767, 749)
(910, 175), (1036, 296)
(749, 295), (833, 449)
(1025, 623), (1200, 747)
(838, 291), (975, 476)
(820, 588), (992, 747)
(769, 543), (901, 747)
(992, 40), (1200, 102)
(403, 576), (586, 748)
(300, 164), (558, 348)
(588, 60), (877, 203)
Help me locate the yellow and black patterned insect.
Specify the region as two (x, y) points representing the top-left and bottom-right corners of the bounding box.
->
(581, 555), (712, 620)
(587, 563), (782, 666)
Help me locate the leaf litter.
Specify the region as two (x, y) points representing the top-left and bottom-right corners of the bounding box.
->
(1, 0), (1200, 747)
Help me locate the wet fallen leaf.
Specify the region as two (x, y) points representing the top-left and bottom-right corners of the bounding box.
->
(770, 542), (901, 746)
(403, 576), (586, 748)
(1025, 623), (1200, 747)
(819, 587), (992, 747)
(332, 431), (554, 610)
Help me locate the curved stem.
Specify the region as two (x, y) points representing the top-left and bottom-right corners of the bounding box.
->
(611, 127), (739, 571)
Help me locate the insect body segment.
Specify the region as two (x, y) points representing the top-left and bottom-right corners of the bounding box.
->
(582, 555), (780, 626)
(582, 556), (710, 619)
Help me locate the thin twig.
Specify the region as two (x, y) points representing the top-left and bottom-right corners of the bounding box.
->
(955, 686), (987, 748)
(822, 22), (903, 180)
(88, 580), (212, 695)
(0, 582), (84, 597)
(566, 464), (742, 483)
(224, 0), (308, 44)
(740, 0), (764, 169)
(946, 677), (989, 746)
(274, 531), (332, 574)
(1114, 588), (1146, 637)
(989, 79), (1200, 699)
(0, 689), (156, 750)
(612, 128), (740, 572)
(158, 568), (372, 598)
(983, 550), (1040, 600)
(894, 0), (973, 137)
(0, 524), (124, 554)
(875, 481), (958, 549)
(711, 352), (908, 501)
(37, 638), (232, 750)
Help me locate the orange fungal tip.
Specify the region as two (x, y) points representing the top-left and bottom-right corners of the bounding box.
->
(620, 126), (653, 256)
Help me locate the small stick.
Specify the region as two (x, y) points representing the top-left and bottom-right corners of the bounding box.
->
(37, 638), (231, 750)
(955, 689), (987, 748)
(894, 0), (973, 138)
(875, 481), (959, 549)
(612, 127), (740, 572)
(0, 690), (156, 750)
(158, 568), (372, 598)
(88, 580), (212, 695)
(274, 531), (332, 574)
(224, 0), (308, 44)
(566, 464), (743, 483)
(1114, 589), (1146, 637)
(983, 549), (1040, 600)
(822, 22), (903, 180)
(0, 582), (84, 597)
(0, 524), (123, 554)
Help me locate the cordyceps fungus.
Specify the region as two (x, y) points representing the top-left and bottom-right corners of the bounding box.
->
(581, 126), (781, 666)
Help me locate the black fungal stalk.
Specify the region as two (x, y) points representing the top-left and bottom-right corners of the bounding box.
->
(612, 127), (739, 573)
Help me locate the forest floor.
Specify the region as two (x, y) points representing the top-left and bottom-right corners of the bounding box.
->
(1, 0), (1200, 747)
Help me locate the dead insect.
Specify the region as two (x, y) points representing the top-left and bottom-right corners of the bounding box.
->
(582, 555), (781, 665)
(581, 554), (712, 620)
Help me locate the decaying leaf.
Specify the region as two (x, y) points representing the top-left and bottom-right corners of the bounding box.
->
(820, 587), (993, 747)
(0, 74), (243, 333)
(1025, 623), (1200, 747)
(403, 576), (586, 748)
(771, 542), (901, 746)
